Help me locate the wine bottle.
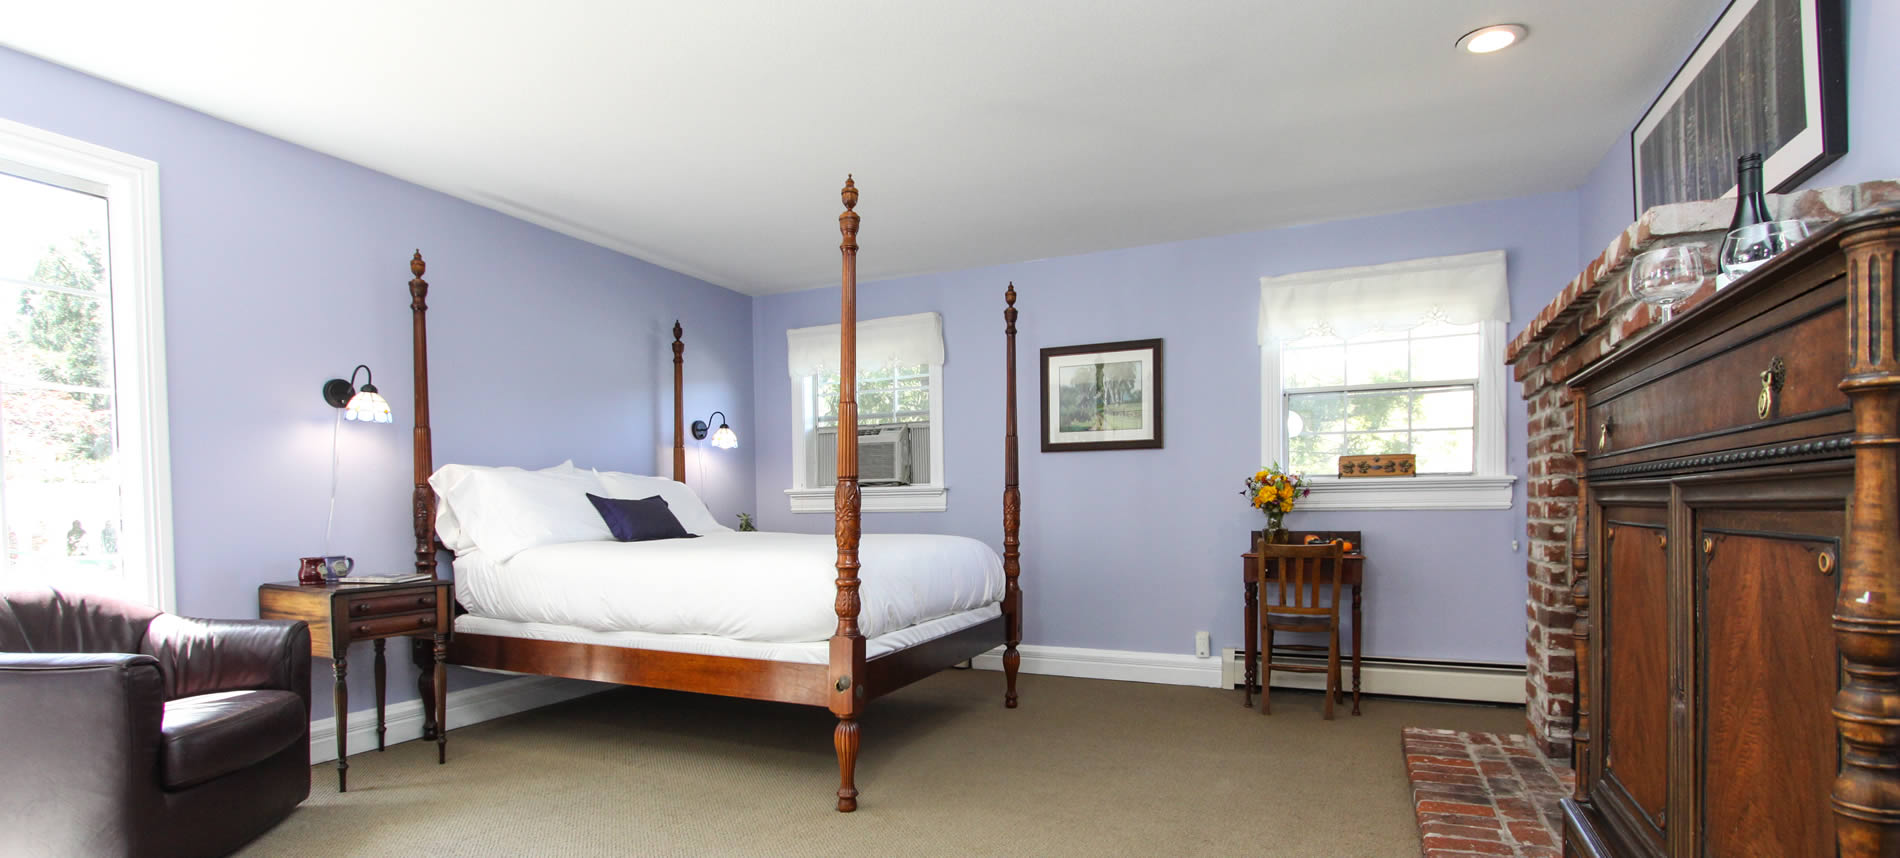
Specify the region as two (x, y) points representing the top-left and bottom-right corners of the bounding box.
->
(1729, 153), (1771, 230)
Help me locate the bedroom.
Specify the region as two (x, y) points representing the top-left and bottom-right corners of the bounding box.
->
(0, 1), (1894, 856)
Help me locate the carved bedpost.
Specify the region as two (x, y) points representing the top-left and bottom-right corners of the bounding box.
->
(1568, 393), (1591, 788)
(1834, 215), (1900, 858)
(410, 250), (436, 579)
(1003, 282), (1023, 708)
(409, 250), (442, 741)
(672, 321), (686, 483)
(829, 176), (867, 813)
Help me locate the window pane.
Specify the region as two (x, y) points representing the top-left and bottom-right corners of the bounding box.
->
(1346, 391), (1408, 432)
(1411, 334), (1480, 382)
(1343, 431), (1409, 456)
(1414, 387), (1475, 429)
(3, 387), (122, 589)
(1413, 429), (1475, 473)
(1283, 345), (1344, 389)
(1288, 432), (1342, 475)
(0, 174), (107, 291)
(1286, 392), (1345, 434)
(897, 388), (929, 415)
(1345, 339), (1408, 385)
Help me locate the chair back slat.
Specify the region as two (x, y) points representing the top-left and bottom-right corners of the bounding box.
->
(1257, 541), (1346, 616)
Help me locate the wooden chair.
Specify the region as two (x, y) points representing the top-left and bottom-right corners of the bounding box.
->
(1256, 536), (1348, 719)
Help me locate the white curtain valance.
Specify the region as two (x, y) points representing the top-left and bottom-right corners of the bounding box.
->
(786, 311), (945, 378)
(1258, 250), (1510, 344)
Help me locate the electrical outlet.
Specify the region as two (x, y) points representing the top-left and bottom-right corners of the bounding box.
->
(1195, 630), (1211, 658)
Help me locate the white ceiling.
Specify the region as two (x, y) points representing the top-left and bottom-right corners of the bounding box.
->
(2, 1), (1726, 295)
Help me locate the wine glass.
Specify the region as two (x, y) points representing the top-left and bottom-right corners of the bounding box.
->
(1719, 220), (1811, 286)
(1629, 245), (1706, 322)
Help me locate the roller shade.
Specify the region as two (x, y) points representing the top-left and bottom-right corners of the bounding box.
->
(787, 311), (945, 378)
(1259, 250), (1509, 343)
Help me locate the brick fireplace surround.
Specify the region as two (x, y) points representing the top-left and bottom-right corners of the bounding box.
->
(1505, 179), (1900, 757)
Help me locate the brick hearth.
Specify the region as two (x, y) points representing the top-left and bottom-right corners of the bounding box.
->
(1403, 727), (1574, 858)
(1505, 179), (1900, 758)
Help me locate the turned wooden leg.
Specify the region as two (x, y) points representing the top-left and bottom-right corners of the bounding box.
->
(1324, 626), (1339, 721)
(834, 718), (860, 812)
(1261, 626), (1274, 716)
(433, 634), (449, 764)
(412, 638), (437, 742)
(332, 654), (349, 792)
(373, 639), (387, 751)
(1244, 580), (1258, 708)
(1351, 583), (1363, 716)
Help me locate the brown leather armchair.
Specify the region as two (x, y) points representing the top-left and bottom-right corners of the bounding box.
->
(0, 589), (312, 857)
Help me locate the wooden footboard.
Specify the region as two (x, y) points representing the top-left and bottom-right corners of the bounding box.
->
(447, 632), (828, 706)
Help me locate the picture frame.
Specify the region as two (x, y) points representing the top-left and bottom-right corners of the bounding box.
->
(1630, 0), (1846, 214)
(1039, 338), (1163, 452)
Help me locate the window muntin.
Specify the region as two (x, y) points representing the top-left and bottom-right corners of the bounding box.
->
(812, 362), (931, 428)
(1280, 321), (1480, 476)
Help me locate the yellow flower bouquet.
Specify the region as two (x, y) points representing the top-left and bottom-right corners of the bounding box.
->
(1242, 463), (1309, 536)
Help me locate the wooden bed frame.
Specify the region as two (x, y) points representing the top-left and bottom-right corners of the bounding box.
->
(402, 177), (1023, 811)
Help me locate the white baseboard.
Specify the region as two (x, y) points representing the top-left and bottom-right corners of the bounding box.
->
(308, 674), (604, 764)
(972, 644), (1525, 705)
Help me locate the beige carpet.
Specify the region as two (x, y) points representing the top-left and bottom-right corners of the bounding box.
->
(239, 670), (1524, 857)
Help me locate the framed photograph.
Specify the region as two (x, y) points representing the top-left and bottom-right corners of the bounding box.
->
(1631, 0), (1845, 213)
(1039, 339), (1162, 452)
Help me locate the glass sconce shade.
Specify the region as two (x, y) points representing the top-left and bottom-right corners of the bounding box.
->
(710, 423), (739, 449)
(345, 386), (392, 423)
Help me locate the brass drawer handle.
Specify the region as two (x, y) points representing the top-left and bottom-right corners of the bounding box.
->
(1758, 356), (1785, 419)
(1599, 421), (1611, 451)
(1819, 551), (1835, 575)
(1703, 537), (1715, 556)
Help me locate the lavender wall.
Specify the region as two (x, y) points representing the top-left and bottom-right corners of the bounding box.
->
(1577, 0), (1898, 263)
(0, 47), (756, 720)
(751, 191), (1580, 665)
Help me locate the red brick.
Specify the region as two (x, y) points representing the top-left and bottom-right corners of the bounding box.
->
(1420, 811), (1507, 829)
(1420, 836), (1514, 855)
(1509, 820), (1558, 847)
(1417, 800), (1496, 818)
(1421, 822), (1505, 841)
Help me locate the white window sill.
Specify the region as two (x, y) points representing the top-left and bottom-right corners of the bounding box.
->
(1296, 475), (1517, 511)
(786, 484), (948, 513)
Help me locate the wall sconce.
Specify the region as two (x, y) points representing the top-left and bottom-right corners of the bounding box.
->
(322, 364), (392, 423)
(691, 411), (739, 449)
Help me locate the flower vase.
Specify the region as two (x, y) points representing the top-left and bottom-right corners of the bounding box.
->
(1262, 521), (1290, 545)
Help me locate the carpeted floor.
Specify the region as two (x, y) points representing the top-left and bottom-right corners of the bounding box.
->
(239, 670), (1524, 857)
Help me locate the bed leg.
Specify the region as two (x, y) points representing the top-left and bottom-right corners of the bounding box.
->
(1003, 639), (1021, 709)
(834, 717), (860, 812)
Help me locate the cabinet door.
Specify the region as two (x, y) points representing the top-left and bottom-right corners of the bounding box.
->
(1597, 501), (1672, 852)
(1695, 505), (1841, 858)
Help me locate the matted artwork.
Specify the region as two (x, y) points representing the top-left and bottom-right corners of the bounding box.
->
(1631, 0), (1846, 213)
(1039, 339), (1162, 452)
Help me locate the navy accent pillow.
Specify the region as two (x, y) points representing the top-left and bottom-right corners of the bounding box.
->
(586, 493), (696, 542)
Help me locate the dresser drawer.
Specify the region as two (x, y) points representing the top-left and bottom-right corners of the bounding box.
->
(343, 610), (437, 640)
(1582, 263), (1850, 470)
(346, 590), (439, 620)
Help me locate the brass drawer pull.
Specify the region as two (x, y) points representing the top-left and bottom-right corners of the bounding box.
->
(1599, 421), (1611, 451)
(1757, 356), (1785, 419)
(1703, 537), (1715, 556)
(1819, 551), (1835, 575)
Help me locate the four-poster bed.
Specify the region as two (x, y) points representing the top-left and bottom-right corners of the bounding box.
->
(401, 178), (1024, 811)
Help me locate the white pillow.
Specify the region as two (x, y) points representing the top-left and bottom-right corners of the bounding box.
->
(592, 469), (733, 536)
(433, 461), (585, 553)
(430, 462), (610, 561)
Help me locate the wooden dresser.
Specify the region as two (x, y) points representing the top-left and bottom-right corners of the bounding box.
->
(1562, 202), (1900, 858)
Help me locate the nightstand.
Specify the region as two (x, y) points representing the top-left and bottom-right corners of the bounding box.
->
(258, 578), (453, 791)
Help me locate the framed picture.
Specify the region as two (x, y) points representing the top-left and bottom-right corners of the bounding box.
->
(1631, 0), (1846, 213)
(1039, 339), (1162, 452)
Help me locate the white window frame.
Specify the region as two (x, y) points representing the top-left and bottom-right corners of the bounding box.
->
(0, 118), (173, 611)
(786, 365), (947, 513)
(1260, 320), (1513, 510)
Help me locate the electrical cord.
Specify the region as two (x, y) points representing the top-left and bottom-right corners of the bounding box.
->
(324, 409), (340, 556)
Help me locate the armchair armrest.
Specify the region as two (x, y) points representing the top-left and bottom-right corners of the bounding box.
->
(0, 653), (166, 846)
(142, 615), (310, 705)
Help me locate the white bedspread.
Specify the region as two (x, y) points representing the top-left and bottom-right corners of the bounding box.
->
(454, 532), (1004, 642)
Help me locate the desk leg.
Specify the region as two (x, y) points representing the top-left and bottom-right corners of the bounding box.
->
(332, 655), (348, 792)
(373, 639), (387, 751)
(1351, 583), (1362, 716)
(433, 633), (448, 764)
(1244, 581), (1258, 708)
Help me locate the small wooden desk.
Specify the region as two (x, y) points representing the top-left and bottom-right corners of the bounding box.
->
(1242, 542), (1365, 715)
(259, 579), (453, 791)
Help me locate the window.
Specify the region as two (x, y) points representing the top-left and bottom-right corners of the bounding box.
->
(786, 313), (946, 512)
(1260, 251), (1513, 510)
(0, 119), (171, 609)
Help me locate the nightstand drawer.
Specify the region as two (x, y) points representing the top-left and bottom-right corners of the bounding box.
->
(344, 610), (436, 639)
(347, 590), (439, 620)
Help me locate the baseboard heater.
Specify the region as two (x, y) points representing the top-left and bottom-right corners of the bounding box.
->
(1219, 648), (1524, 705)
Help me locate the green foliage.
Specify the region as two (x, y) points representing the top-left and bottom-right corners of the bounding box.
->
(5, 232), (114, 470)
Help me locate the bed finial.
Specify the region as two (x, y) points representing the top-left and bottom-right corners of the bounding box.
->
(839, 176), (860, 249)
(411, 249), (425, 278)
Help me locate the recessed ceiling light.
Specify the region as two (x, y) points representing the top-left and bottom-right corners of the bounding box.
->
(1458, 24), (1527, 54)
